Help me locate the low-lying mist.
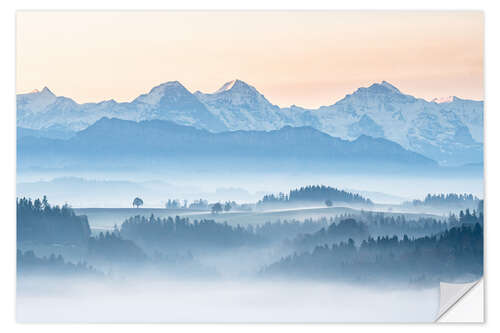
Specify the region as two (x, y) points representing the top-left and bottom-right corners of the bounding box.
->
(17, 276), (439, 323)
(16, 171), (483, 208)
(16, 186), (482, 323)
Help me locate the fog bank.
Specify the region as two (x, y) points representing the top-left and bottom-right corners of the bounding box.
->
(17, 278), (438, 322)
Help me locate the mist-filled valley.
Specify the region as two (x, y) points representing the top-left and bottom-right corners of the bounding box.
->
(15, 69), (484, 322)
(16, 183), (483, 322)
(15, 109), (484, 322)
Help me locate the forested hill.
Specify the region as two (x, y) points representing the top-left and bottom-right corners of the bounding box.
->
(290, 209), (483, 253)
(17, 197), (145, 265)
(264, 223), (483, 283)
(258, 185), (373, 206)
(17, 196), (91, 245)
(407, 193), (481, 208)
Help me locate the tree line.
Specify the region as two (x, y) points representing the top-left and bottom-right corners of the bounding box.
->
(17, 249), (101, 277)
(264, 223), (483, 284)
(258, 185), (372, 206)
(120, 214), (332, 252)
(17, 196), (484, 283)
(17, 196), (91, 245)
(17, 197), (149, 276)
(119, 215), (260, 253)
(406, 193), (480, 208)
(291, 209), (483, 253)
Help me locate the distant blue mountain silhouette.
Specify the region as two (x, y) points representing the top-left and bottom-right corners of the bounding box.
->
(18, 117), (437, 173)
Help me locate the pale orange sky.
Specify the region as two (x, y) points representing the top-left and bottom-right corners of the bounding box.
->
(16, 11), (483, 108)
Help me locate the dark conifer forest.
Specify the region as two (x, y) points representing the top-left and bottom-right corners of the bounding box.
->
(16, 194), (483, 285)
(17, 196), (91, 245)
(264, 223), (483, 283)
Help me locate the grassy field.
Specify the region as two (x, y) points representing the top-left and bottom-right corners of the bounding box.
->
(75, 206), (442, 233)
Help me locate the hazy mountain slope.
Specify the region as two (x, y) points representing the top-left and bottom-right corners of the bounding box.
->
(436, 97), (483, 143)
(17, 125), (75, 140)
(17, 117), (436, 173)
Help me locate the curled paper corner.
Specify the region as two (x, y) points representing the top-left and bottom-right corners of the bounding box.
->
(436, 279), (483, 322)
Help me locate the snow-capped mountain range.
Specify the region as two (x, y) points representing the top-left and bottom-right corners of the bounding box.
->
(17, 81), (226, 133)
(17, 79), (483, 165)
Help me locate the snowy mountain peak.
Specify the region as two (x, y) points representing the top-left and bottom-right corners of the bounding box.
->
(135, 81), (189, 105)
(16, 86), (58, 117)
(40, 87), (55, 97)
(432, 96), (456, 104)
(380, 81), (401, 94)
(214, 79), (254, 94)
(150, 81), (184, 92)
(26, 86), (55, 97)
(352, 81), (403, 97)
(215, 80), (238, 93)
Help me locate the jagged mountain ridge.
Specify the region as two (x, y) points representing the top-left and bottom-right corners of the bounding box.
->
(17, 81), (227, 133)
(292, 81), (484, 166)
(194, 79), (285, 131)
(17, 79), (483, 165)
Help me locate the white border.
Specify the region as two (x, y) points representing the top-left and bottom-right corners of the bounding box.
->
(1, 0), (497, 331)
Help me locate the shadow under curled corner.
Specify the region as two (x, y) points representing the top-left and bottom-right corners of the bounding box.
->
(436, 279), (484, 322)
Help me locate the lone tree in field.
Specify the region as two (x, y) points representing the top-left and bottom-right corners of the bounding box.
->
(325, 199), (333, 207)
(133, 197), (144, 208)
(211, 202), (223, 214)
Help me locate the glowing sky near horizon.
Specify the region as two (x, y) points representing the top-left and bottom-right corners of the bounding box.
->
(16, 11), (483, 108)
